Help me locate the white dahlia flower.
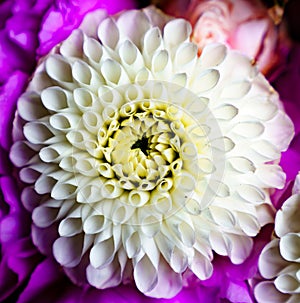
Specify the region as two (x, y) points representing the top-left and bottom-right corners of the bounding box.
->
(10, 6), (294, 298)
(255, 173), (300, 303)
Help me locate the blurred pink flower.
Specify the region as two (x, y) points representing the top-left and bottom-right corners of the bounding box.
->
(185, 0), (280, 74)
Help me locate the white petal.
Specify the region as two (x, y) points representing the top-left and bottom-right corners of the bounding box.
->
(134, 254), (158, 294)
(32, 205), (59, 228)
(275, 274), (300, 294)
(41, 86), (70, 112)
(145, 257), (182, 298)
(199, 43), (227, 67)
(87, 258), (122, 289)
(236, 184), (265, 204)
(170, 246), (188, 273)
(228, 157), (255, 173)
(213, 104), (238, 120)
(39, 143), (72, 163)
(191, 69), (220, 93)
(279, 233), (300, 262)
(210, 206), (236, 228)
(116, 10), (151, 49)
(292, 173), (300, 195)
(79, 9), (108, 38)
(21, 186), (41, 212)
(34, 174), (56, 195)
(178, 221), (195, 247)
(221, 81), (251, 99)
(83, 214), (107, 235)
(119, 40), (144, 78)
(174, 42), (197, 70)
(163, 19), (191, 49)
(23, 122), (59, 145)
(237, 212), (260, 236)
(256, 203), (274, 226)
(209, 231), (231, 256)
(111, 203), (135, 224)
(250, 140), (280, 160)
(152, 50), (170, 75)
(275, 195), (300, 237)
(53, 234), (84, 267)
(101, 59), (130, 86)
(255, 164), (286, 189)
(49, 113), (80, 131)
(255, 281), (291, 303)
(125, 231), (141, 258)
(46, 55), (73, 84)
(10, 141), (38, 167)
(128, 190), (150, 207)
(51, 179), (77, 200)
(90, 238), (115, 269)
(259, 239), (290, 279)
(141, 214), (161, 237)
(72, 61), (103, 92)
(75, 158), (99, 177)
(242, 99), (277, 121)
(73, 88), (97, 112)
(190, 251), (213, 280)
(77, 179), (103, 203)
(83, 36), (103, 63)
(66, 129), (94, 151)
(18, 92), (48, 121)
(143, 27), (163, 63)
(58, 217), (82, 237)
(60, 29), (83, 58)
(232, 121), (264, 138)
(227, 234), (253, 264)
(263, 111), (294, 152)
(97, 17), (119, 49)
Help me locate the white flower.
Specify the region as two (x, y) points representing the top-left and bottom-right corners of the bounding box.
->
(255, 173), (300, 303)
(10, 7), (294, 298)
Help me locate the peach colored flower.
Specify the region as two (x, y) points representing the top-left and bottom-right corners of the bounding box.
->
(186, 0), (279, 74)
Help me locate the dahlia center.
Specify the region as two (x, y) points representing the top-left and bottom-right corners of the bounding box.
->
(131, 136), (149, 155)
(93, 100), (197, 201)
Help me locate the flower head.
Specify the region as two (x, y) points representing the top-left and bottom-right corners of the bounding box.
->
(9, 5), (294, 299)
(255, 173), (300, 303)
(184, 0), (280, 74)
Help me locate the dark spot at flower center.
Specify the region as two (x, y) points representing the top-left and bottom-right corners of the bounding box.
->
(132, 136), (149, 155)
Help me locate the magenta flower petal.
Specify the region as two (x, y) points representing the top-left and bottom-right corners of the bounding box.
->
(18, 258), (145, 303)
(38, 0), (136, 56)
(226, 281), (253, 303)
(280, 134), (300, 181)
(0, 174), (41, 301)
(273, 134), (300, 209)
(31, 223), (59, 256)
(0, 237), (42, 301)
(17, 258), (79, 303)
(165, 286), (220, 303)
(87, 286), (145, 303)
(0, 0), (53, 86)
(0, 72), (28, 150)
(272, 44), (300, 136)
